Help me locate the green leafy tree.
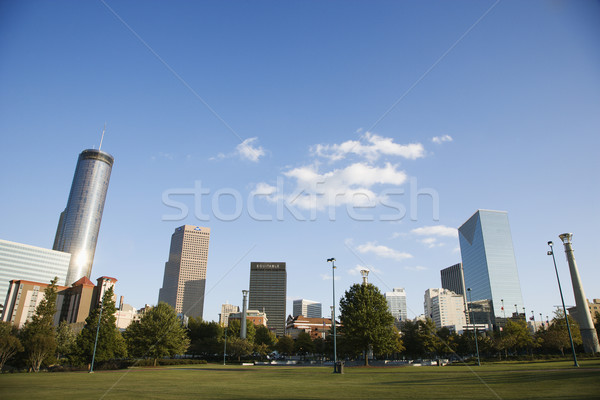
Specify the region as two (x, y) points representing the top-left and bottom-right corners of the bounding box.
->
(226, 319), (256, 343)
(226, 337), (253, 361)
(541, 310), (582, 355)
(594, 311), (600, 338)
(19, 277), (59, 372)
(55, 321), (77, 360)
(435, 327), (458, 356)
(254, 325), (276, 350)
(123, 302), (189, 366)
(76, 285), (127, 365)
(294, 332), (314, 358)
(501, 319), (533, 354)
(275, 335), (295, 356)
(0, 321), (23, 371)
(188, 318), (223, 357)
(401, 319), (440, 359)
(339, 283), (403, 365)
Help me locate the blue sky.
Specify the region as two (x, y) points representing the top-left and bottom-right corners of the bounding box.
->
(1, 0), (599, 324)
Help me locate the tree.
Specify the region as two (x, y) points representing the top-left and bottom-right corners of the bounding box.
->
(0, 321), (23, 371)
(226, 319), (256, 343)
(339, 283), (403, 365)
(55, 321), (76, 360)
(594, 311), (600, 338)
(501, 319), (533, 354)
(187, 318), (223, 357)
(19, 277), (59, 372)
(401, 319), (440, 359)
(254, 325), (276, 349)
(294, 332), (314, 358)
(76, 285), (127, 365)
(541, 310), (582, 355)
(226, 337), (253, 361)
(275, 335), (294, 356)
(123, 302), (189, 366)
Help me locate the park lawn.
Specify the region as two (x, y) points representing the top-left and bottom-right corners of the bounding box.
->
(1, 360), (599, 399)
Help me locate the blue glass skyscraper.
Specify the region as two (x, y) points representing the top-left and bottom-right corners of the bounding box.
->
(53, 149), (114, 286)
(458, 210), (524, 324)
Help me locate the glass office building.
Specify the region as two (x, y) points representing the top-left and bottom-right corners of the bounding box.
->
(0, 239), (71, 307)
(293, 299), (322, 318)
(249, 262), (286, 336)
(53, 149), (114, 285)
(458, 210), (524, 323)
(384, 287), (407, 327)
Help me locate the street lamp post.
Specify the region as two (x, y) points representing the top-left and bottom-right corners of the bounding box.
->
(327, 258), (337, 373)
(467, 288), (481, 366)
(547, 241), (578, 367)
(223, 326), (227, 365)
(90, 278), (109, 373)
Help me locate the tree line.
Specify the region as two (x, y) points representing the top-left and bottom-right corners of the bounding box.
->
(1, 280), (598, 372)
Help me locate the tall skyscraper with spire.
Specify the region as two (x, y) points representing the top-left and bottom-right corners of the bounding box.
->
(158, 225), (211, 319)
(53, 148), (114, 285)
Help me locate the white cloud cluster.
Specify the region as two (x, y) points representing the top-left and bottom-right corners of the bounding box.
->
(313, 132), (425, 162)
(404, 265), (428, 271)
(356, 242), (412, 261)
(212, 137), (266, 162)
(236, 137), (265, 162)
(256, 162), (408, 210)
(410, 225), (458, 248)
(431, 135), (453, 144)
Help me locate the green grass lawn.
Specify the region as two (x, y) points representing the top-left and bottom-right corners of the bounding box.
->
(1, 360), (599, 399)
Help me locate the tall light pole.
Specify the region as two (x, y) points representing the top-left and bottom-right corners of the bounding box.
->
(241, 290), (249, 339)
(547, 241), (578, 367)
(467, 288), (481, 366)
(90, 278), (109, 373)
(559, 233), (600, 354)
(223, 326), (228, 365)
(327, 258), (337, 372)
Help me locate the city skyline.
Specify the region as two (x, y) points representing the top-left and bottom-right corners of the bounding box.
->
(1, 1), (599, 324)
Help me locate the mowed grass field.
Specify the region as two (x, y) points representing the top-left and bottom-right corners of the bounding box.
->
(1, 360), (599, 399)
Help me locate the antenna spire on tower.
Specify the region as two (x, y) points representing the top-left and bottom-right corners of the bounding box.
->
(99, 123), (106, 151)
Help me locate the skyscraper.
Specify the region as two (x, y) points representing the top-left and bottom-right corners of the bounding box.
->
(424, 288), (467, 332)
(293, 299), (322, 318)
(158, 225), (210, 319)
(53, 149), (114, 285)
(441, 263), (468, 322)
(249, 262), (286, 336)
(384, 288), (407, 326)
(458, 210), (524, 324)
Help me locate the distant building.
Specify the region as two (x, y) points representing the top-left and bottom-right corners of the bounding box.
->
(1, 275), (116, 328)
(249, 262), (286, 336)
(568, 299), (600, 324)
(219, 303), (240, 326)
(53, 149), (114, 286)
(229, 309), (267, 327)
(0, 239), (71, 310)
(158, 225), (210, 319)
(384, 288), (407, 327)
(458, 210), (524, 325)
(293, 299), (322, 318)
(440, 263), (468, 322)
(424, 288), (467, 332)
(285, 315), (336, 339)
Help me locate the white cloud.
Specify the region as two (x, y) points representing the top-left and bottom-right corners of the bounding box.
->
(356, 242), (412, 261)
(313, 132), (425, 162)
(212, 137), (266, 162)
(404, 265), (428, 271)
(452, 246), (461, 254)
(236, 137), (265, 162)
(255, 162), (408, 210)
(432, 135), (453, 144)
(411, 225), (458, 238)
(419, 237), (444, 248)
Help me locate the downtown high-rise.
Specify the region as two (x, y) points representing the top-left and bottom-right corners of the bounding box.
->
(158, 225), (210, 319)
(249, 262), (286, 336)
(53, 149), (114, 286)
(293, 299), (322, 318)
(384, 288), (407, 327)
(458, 209), (524, 325)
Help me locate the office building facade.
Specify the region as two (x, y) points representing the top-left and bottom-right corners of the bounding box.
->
(158, 225), (210, 319)
(293, 299), (322, 318)
(53, 149), (114, 285)
(458, 210), (524, 324)
(0, 239), (71, 308)
(441, 263), (468, 323)
(384, 288), (407, 327)
(219, 303), (240, 326)
(249, 262), (286, 336)
(424, 288), (467, 332)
